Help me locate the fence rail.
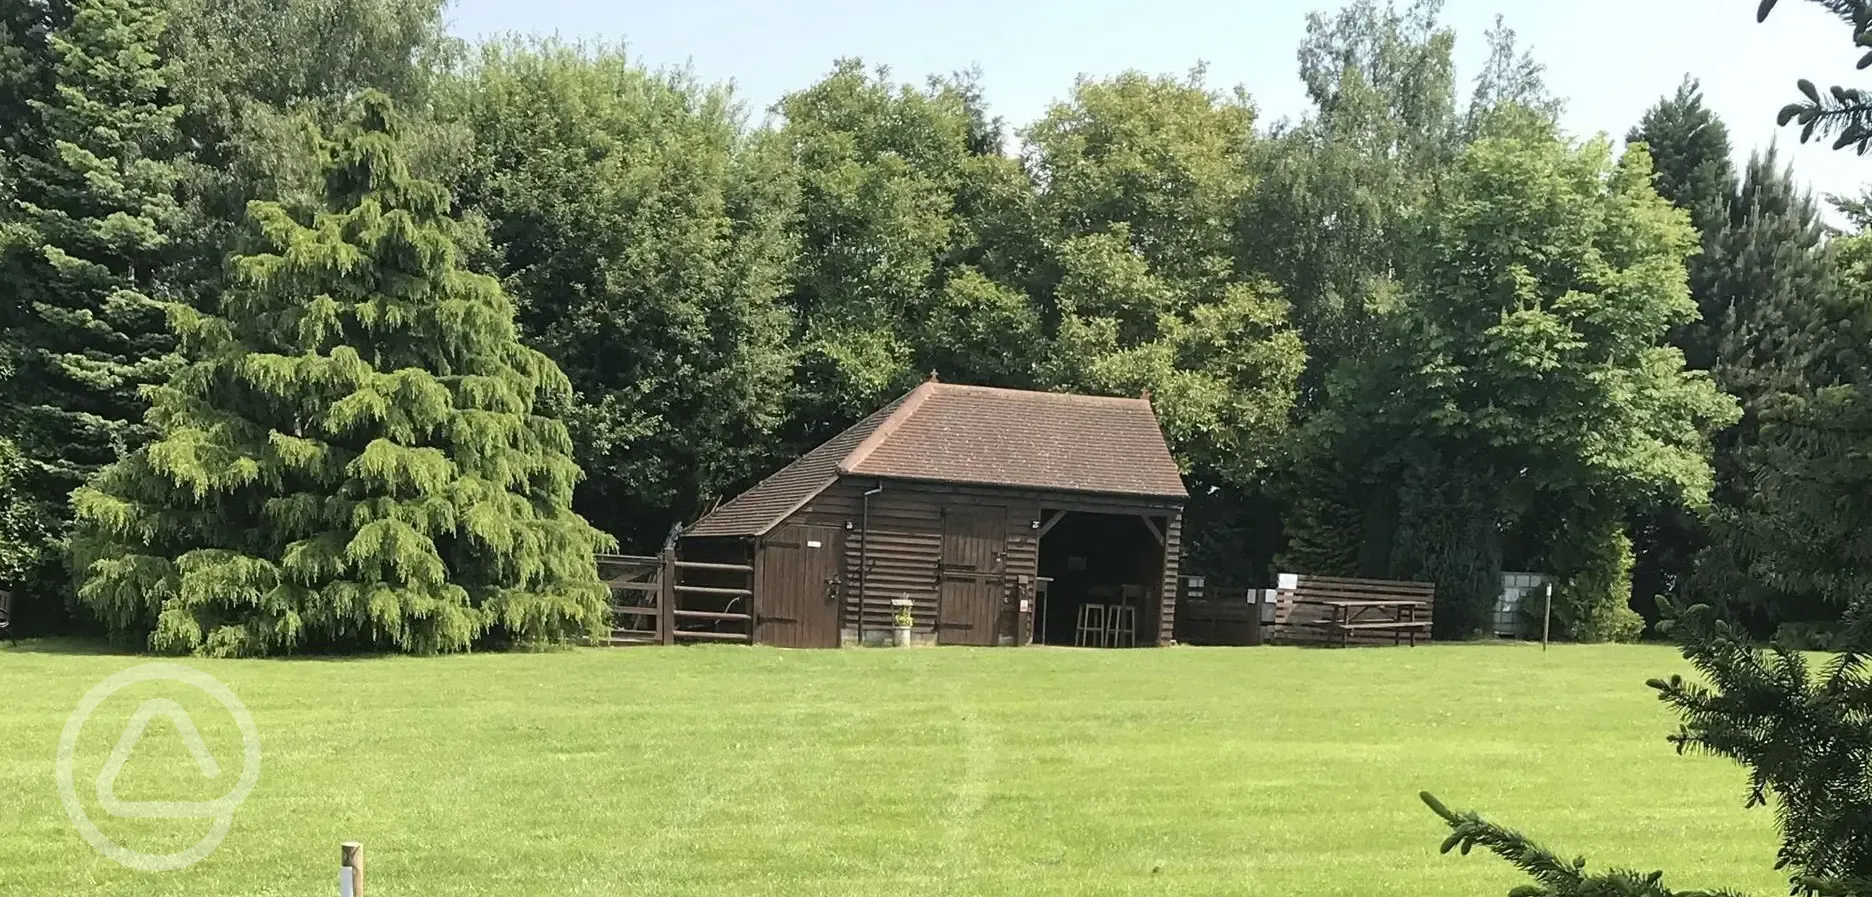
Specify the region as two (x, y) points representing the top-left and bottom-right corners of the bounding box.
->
(598, 549), (755, 646)
(1174, 574), (1438, 647)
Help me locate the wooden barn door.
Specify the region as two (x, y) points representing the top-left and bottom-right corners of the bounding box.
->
(938, 508), (1006, 646)
(756, 525), (843, 648)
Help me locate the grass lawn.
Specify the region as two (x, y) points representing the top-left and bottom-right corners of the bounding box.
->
(1, 641), (1785, 897)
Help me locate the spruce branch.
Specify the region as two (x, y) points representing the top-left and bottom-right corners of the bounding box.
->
(1420, 792), (1743, 897)
(1759, 1), (1872, 153)
(1648, 598), (1872, 893)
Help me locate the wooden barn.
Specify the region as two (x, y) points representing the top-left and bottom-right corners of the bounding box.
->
(678, 380), (1189, 648)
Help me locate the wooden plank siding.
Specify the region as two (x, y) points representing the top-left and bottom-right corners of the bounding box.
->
(1156, 512), (1182, 646)
(1174, 582), (1264, 646)
(769, 477), (1181, 647)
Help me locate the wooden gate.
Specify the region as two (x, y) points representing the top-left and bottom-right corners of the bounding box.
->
(756, 525), (844, 648)
(601, 551), (756, 646)
(938, 508), (1005, 646)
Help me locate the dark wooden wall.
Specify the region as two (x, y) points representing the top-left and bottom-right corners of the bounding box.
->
(770, 477), (1182, 646)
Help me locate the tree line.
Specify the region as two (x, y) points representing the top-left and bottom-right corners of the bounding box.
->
(2, 0), (1868, 653)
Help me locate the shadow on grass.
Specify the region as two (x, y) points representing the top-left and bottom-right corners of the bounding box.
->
(1, 635), (596, 663)
(2, 636), (131, 656)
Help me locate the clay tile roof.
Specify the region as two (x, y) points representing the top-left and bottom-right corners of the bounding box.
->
(681, 390), (914, 538)
(685, 383), (1187, 538)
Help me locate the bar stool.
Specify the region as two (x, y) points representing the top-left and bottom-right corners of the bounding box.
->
(1074, 603), (1108, 646)
(1108, 588), (1138, 647)
(1106, 604), (1137, 647)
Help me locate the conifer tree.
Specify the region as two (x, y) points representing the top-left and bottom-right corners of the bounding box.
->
(0, 0), (182, 561)
(1697, 219), (1872, 635)
(0, 1), (55, 158)
(1629, 79), (1737, 371)
(70, 92), (612, 657)
(1705, 150), (1836, 423)
(1619, 81), (1738, 623)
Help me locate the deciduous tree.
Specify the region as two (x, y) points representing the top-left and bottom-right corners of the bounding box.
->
(775, 60), (1041, 450)
(1022, 70), (1305, 491)
(444, 39), (797, 549)
(1325, 131), (1738, 637)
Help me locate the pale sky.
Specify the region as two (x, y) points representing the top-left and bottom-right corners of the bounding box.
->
(447, 0), (1871, 206)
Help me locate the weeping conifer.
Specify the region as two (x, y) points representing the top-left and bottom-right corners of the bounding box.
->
(71, 92), (613, 656)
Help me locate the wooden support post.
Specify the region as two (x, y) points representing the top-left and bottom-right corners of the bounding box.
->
(748, 541), (761, 646)
(659, 548), (677, 646)
(340, 842), (364, 897)
(1035, 509), (1066, 540)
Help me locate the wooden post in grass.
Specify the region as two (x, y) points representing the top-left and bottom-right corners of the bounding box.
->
(658, 548), (677, 646)
(1541, 582), (1553, 652)
(341, 841), (364, 897)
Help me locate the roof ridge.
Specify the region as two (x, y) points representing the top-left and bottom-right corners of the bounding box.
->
(932, 382), (1153, 406)
(838, 380), (937, 475)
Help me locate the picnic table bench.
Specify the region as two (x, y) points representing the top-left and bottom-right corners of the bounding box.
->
(1275, 576), (1434, 647)
(1293, 597), (1429, 646)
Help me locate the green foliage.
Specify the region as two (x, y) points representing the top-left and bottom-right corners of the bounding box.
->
(1624, 79), (1739, 626)
(1697, 174), (1864, 634)
(0, 0), (1859, 658)
(1424, 13), (1872, 890)
(1465, 16), (1563, 135)
(0, 436), (57, 588)
(444, 38), (796, 550)
(1386, 466), (1505, 638)
(1245, 0), (1458, 408)
(70, 94), (611, 656)
(1630, 81), (1735, 244)
(1699, 355), (1872, 630)
(1422, 791), (1745, 897)
(1706, 149), (1836, 421)
(158, 0), (460, 314)
(1548, 514), (1644, 643)
(1023, 69), (1305, 488)
(775, 60), (1037, 446)
(0, 1), (56, 158)
(1652, 602), (1872, 893)
(1318, 128), (1736, 635)
(0, 0), (184, 600)
(1269, 440), (1365, 578)
(1630, 79), (1738, 370)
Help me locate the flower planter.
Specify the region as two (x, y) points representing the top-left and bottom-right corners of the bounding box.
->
(891, 626), (912, 647)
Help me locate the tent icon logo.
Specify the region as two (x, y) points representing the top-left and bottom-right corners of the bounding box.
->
(56, 663), (262, 872)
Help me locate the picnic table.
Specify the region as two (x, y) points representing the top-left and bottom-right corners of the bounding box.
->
(1289, 596), (1430, 647)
